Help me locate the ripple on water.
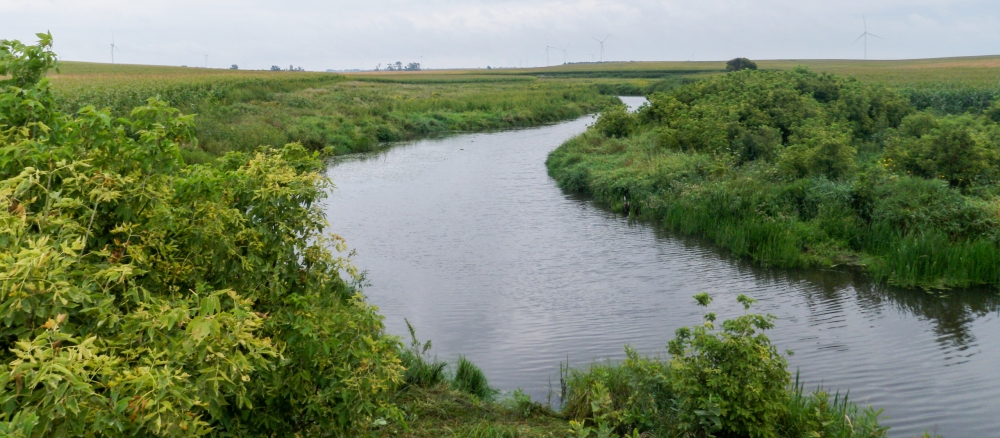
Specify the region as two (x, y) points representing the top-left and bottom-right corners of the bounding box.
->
(324, 113), (1000, 438)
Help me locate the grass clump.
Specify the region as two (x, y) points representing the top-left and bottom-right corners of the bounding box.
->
(454, 356), (495, 400)
(547, 67), (1000, 289)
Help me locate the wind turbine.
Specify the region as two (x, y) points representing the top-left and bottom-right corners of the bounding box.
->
(555, 44), (568, 64)
(545, 37), (553, 66)
(591, 33), (610, 62)
(109, 29), (121, 64)
(854, 15), (881, 60)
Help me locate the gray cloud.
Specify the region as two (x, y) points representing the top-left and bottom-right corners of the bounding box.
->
(2, 0), (999, 70)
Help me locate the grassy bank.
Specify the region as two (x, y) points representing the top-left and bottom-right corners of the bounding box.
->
(547, 67), (1000, 289)
(49, 62), (619, 163)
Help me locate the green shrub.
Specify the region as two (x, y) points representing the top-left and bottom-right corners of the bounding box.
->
(594, 104), (636, 138)
(667, 293), (790, 438)
(0, 35), (403, 437)
(777, 122), (856, 180)
(884, 113), (1000, 187)
(560, 295), (887, 438)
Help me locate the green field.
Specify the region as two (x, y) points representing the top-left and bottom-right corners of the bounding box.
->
(46, 55), (1000, 166)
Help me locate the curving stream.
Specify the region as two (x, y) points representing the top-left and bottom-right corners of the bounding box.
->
(323, 97), (1000, 437)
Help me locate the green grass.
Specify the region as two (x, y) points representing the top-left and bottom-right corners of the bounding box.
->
(384, 385), (567, 438)
(49, 62), (620, 159)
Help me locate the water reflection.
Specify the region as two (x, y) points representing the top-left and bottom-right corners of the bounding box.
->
(323, 115), (1000, 437)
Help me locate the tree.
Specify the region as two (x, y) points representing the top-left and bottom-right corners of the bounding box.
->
(394, 61), (403, 70)
(270, 65), (281, 71)
(230, 64), (239, 70)
(404, 62), (421, 71)
(726, 57), (758, 72)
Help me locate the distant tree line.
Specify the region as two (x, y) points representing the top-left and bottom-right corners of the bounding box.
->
(269, 65), (305, 71)
(376, 61), (421, 71)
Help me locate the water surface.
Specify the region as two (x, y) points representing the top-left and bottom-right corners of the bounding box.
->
(324, 99), (1000, 437)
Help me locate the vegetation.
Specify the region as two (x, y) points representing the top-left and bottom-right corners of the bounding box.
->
(48, 62), (619, 162)
(1, 34), (403, 437)
(548, 67), (1000, 289)
(726, 58), (758, 72)
(12, 35), (981, 436)
(560, 294), (886, 438)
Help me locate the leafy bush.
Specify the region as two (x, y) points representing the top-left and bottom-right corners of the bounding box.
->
(884, 113), (1000, 187)
(560, 295), (886, 438)
(726, 57), (758, 72)
(1, 34), (403, 437)
(668, 293), (789, 438)
(593, 104), (636, 138)
(776, 122), (856, 180)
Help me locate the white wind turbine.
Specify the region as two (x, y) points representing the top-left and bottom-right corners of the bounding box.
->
(854, 15), (881, 60)
(109, 29), (121, 64)
(592, 34), (610, 62)
(556, 44), (568, 64)
(545, 37), (555, 66)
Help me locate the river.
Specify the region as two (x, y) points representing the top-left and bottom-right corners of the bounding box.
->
(323, 97), (1000, 437)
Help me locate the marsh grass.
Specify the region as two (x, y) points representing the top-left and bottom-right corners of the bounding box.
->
(454, 356), (495, 401)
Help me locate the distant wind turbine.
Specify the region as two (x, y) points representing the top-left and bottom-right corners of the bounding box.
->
(591, 34), (610, 62)
(109, 29), (121, 64)
(854, 15), (881, 60)
(545, 37), (552, 66)
(556, 44), (568, 64)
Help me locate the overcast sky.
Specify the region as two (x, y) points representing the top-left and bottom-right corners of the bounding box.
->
(3, 0), (999, 71)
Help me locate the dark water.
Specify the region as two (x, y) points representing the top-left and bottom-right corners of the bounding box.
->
(323, 98), (1000, 437)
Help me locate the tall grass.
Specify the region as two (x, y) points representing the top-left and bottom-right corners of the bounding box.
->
(454, 356), (495, 400)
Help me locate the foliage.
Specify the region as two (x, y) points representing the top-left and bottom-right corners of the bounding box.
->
(0, 35), (403, 437)
(593, 103), (636, 138)
(725, 58), (757, 72)
(667, 294), (788, 438)
(883, 113), (1000, 187)
(548, 67), (1000, 289)
(560, 295), (886, 438)
(562, 347), (672, 436)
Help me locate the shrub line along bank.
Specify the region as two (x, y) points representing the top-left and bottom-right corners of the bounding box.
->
(548, 67), (1000, 289)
